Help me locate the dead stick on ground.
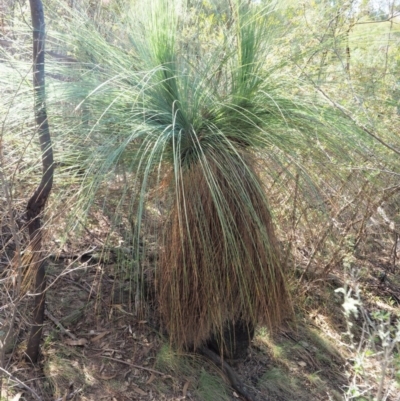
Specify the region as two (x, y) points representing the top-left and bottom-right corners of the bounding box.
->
(100, 355), (170, 377)
(101, 349), (256, 400)
(53, 388), (82, 401)
(45, 310), (77, 340)
(0, 367), (42, 401)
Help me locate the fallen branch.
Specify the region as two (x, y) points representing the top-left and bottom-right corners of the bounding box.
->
(45, 310), (77, 340)
(0, 367), (42, 401)
(99, 355), (170, 377)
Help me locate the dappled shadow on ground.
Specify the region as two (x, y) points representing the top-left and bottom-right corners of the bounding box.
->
(2, 210), (400, 401)
(2, 256), (365, 401)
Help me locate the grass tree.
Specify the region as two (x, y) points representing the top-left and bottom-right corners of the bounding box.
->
(1, 0), (376, 357)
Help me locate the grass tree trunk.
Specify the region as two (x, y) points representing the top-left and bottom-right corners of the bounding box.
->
(25, 0), (54, 363)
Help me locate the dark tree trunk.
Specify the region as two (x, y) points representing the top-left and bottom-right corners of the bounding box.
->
(25, 0), (54, 364)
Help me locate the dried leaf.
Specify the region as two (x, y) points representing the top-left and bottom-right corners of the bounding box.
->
(91, 331), (110, 342)
(233, 391), (239, 398)
(65, 338), (88, 346)
(183, 380), (190, 397)
(113, 304), (133, 315)
(146, 373), (156, 384)
(96, 373), (117, 380)
(132, 386), (147, 396)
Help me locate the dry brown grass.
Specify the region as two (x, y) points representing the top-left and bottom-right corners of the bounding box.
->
(157, 149), (292, 352)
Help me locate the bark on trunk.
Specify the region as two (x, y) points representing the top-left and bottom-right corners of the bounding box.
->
(25, 0), (54, 364)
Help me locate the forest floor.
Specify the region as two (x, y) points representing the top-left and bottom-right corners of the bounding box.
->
(1, 209), (400, 401)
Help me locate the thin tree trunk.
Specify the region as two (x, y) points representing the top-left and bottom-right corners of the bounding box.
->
(25, 0), (54, 363)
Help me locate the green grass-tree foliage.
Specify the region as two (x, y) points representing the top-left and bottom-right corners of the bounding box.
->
(1, 0), (379, 352)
